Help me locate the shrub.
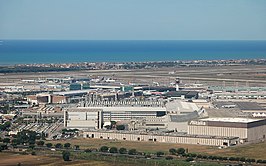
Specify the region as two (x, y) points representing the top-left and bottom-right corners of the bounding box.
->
(229, 157), (235, 161)
(119, 147), (127, 154)
(240, 157), (246, 162)
(208, 156), (213, 160)
(109, 147), (118, 153)
(84, 149), (92, 153)
(156, 151), (164, 157)
(246, 158), (255, 163)
(165, 156), (173, 160)
(31, 151), (36, 155)
(257, 159), (262, 163)
(202, 155), (208, 159)
(217, 156), (223, 160)
(211, 156), (217, 160)
(116, 125), (125, 130)
(222, 157), (228, 161)
(46, 143), (53, 148)
(169, 148), (177, 155)
(197, 154), (202, 158)
(62, 151), (70, 161)
(177, 148), (185, 155)
(74, 145), (80, 150)
(186, 157), (194, 162)
(29, 144), (35, 149)
(55, 143), (63, 149)
(128, 149), (137, 155)
(99, 146), (109, 152)
(191, 153), (197, 158)
(145, 154), (151, 158)
(64, 143), (71, 148)
(3, 138), (10, 144)
(36, 141), (44, 146)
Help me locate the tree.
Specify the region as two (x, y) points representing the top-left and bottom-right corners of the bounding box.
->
(11, 139), (18, 147)
(119, 147), (127, 154)
(99, 146), (109, 152)
(156, 151), (164, 157)
(16, 130), (37, 145)
(46, 143), (53, 148)
(36, 141), (45, 146)
(64, 143), (71, 149)
(62, 151), (70, 161)
(55, 143), (63, 149)
(116, 125), (125, 130)
(177, 148), (186, 155)
(3, 138), (10, 144)
(128, 149), (137, 155)
(31, 151), (36, 155)
(109, 147), (118, 153)
(169, 148), (177, 155)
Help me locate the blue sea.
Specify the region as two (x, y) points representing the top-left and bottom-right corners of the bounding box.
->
(0, 40), (266, 65)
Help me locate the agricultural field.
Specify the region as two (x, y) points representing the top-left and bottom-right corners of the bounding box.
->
(0, 152), (221, 166)
(0, 152), (133, 166)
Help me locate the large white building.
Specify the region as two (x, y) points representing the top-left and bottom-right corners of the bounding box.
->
(188, 118), (266, 143)
(64, 100), (205, 131)
(83, 131), (239, 147)
(64, 109), (102, 129)
(64, 106), (167, 129)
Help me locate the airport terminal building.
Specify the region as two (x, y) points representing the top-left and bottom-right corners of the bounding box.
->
(64, 106), (167, 129)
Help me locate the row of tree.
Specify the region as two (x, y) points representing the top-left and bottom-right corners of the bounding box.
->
(45, 142), (77, 149)
(92, 146), (172, 159)
(168, 148), (261, 164)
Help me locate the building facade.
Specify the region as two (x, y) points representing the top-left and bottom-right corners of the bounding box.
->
(188, 118), (266, 142)
(83, 131), (239, 147)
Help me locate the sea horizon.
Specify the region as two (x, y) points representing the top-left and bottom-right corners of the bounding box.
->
(0, 40), (266, 65)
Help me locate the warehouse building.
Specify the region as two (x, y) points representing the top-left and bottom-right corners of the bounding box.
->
(188, 118), (266, 143)
(83, 131), (239, 147)
(64, 109), (102, 129)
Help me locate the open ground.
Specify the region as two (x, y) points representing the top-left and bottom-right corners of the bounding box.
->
(1, 65), (266, 87)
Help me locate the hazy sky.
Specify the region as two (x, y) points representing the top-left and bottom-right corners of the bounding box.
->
(0, 0), (266, 40)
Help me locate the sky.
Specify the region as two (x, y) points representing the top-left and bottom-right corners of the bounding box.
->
(0, 0), (266, 40)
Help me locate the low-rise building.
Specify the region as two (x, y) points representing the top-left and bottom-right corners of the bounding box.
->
(188, 118), (266, 143)
(83, 131), (239, 147)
